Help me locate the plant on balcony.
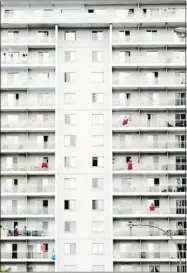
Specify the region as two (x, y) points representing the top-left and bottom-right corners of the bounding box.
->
(0, 268), (11, 272)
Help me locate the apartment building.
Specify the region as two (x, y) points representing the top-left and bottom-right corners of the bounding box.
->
(1, 0), (186, 272)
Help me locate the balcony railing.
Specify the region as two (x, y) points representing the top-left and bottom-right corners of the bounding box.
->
(112, 77), (185, 86)
(113, 251), (185, 259)
(112, 56), (185, 65)
(112, 119), (186, 128)
(112, 141), (186, 149)
(1, 120), (55, 128)
(1, 9), (185, 21)
(1, 142), (55, 150)
(113, 228), (186, 237)
(1, 36), (55, 44)
(2, 184), (55, 193)
(113, 163), (186, 171)
(113, 184), (186, 193)
(1, 228), (55, 237)
(1, 206), (55, 215)
(1, 58), (55, 65)
(112, 35), (185, 44)
(113, 206), (186, 215)
(1, 251), (54, 259)
(112, 98), (186, 107)
(1, 79), (55, 87)
(1, 163), (55, 172)
(1, 99), (55, 107)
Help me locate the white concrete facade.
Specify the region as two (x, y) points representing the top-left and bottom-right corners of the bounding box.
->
(0, 0), (186, 272)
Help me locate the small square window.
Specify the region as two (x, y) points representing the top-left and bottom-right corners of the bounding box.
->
(92, 114), (104, 125)
(92, 51), (103, 62)
(92, 178), (104, 189)
(64, 72), (76, 83)
(64, 178), (76, 189)
(92, 93), (104, 104)
(65, 31), (76, 41)
(92, 31), (103, 41)
(64, 51), (76, 62)
(64, 93), (76, 104)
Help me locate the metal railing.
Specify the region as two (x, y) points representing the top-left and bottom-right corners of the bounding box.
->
(1, 120), (55, 128)
(112, 35), (185, 44)
(112, 56), (185, 65)
(1, 142), (55, 150)
(112, 77), (185, 85)
(2, 184), (55, 193)
(113, 206), (186, 215)
(1, 251), (54, 259)
(113, 163), (186, 171)
(112, 98), (186, 107)
(1, 163), (55, 171)
(1, 36), (55, 44)
(1, 99), (55, 107)
(1, 58), (55, 65)
(1, 206), (55, 215)
(1, 80), (55, 87)
(1, 228), (55, 237)
(1, 9), (185, 21)
(113, 228), (186, 237)
(113, 184), (186, 193)
(113, 251), (185, 259)
(112, 141), (186, 149)
(112, 119), (186, 128)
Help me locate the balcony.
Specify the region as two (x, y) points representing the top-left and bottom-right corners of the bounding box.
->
(1, 228), (55, 237)
(112, 98), (186, 109)
(112, 56), (185, 68)
(1, 79), (55, 89)
(113, 228), (186, 237)
(1, 57), (55, 68)
(1, 98), (55, 109)
(1, 120), (55, 131)
(113, 251), (185, 260)
(113, 206), (186, 215)
(112, 140), (186, 151)
(1, 142), (55, 151)
(1, 251), (54, 260)
(1, 163), (55, 172)
(112, 34), (185, 46)
(1, 206), (55, 215)
(1, 184), (55, 194)
(1, 36), (56, 47)
(112, 119), (186, 132)
(112, 77), (185, 89)
(1, 8), (185, 25)
(113, 184), (186, 194)
(113, 163), (186, 172)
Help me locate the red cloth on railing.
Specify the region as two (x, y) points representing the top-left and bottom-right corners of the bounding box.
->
(41, 162), (48, 168)
(149, 204), (155, 211)
(122, 118), (128, 126)
(128, 159), (133, 170)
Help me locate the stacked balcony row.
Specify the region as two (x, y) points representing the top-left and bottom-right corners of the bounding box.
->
(1, 176), (55, 195)
(1, 6), (185, 26)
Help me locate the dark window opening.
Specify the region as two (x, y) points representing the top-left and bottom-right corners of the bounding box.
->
(64, 200), (69, 209)
(154, 178), (159, 185)
(15, 93), (19, 100)
(88, 9), (94, 13)
(44, 136), (48, 142)
(43, 156), (48, 163)
(126, 156), (131, 163)
(92, 157), (98, 167)
(13, 179), (18, 185)
(154, 200), (160, 207)
(43, 200), (48, 207)
(125, 30), (130, 36)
